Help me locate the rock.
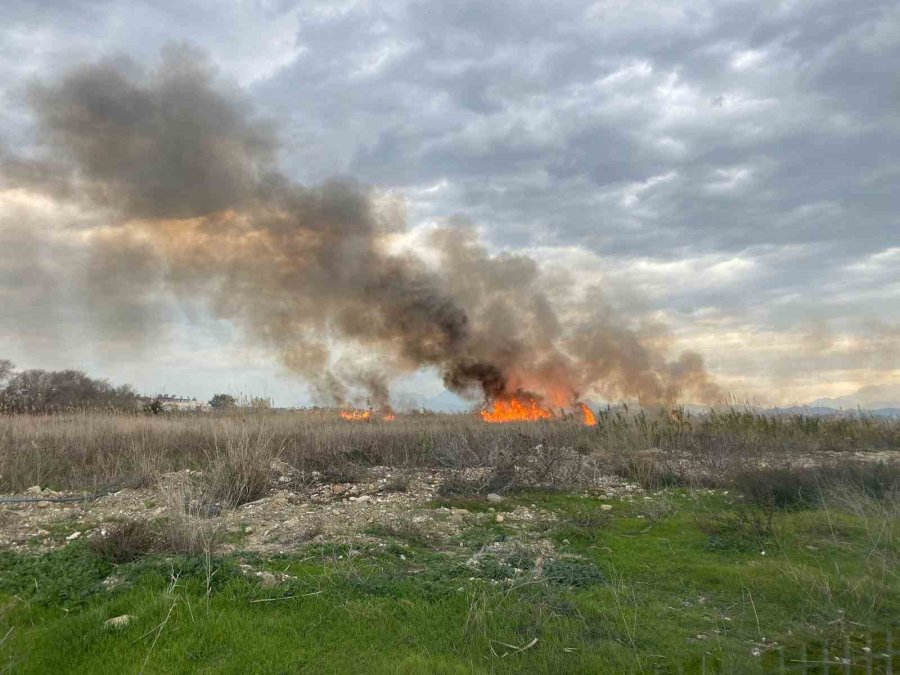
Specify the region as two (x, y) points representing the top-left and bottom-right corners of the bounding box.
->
(495, 514), (505, 523)
(105, 614), (134, 628)
(258, 572), (278, 589)
(486, 493), (504, 504)
(600, 504), (613, 511)
(36, 501), (51, 508)
(277, 475), (291, 483)
(355, 495), (372, 503)
(66, 531), (82, 541)
(26, 485), (42, 495)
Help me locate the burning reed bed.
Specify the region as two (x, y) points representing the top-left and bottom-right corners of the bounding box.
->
(0, 407), (898, 494)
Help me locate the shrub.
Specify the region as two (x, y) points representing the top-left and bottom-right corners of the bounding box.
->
(733, 462), (900, 510)
(612, 452), (685, 489)
(89, 520), (158, 563)
(158, 475), (222, 555)
(733, 467), (823, 510)
(204, 425), (282, 507)
(544, 560), (605, 588)
(437, 467), (515, 496)
(566, 503), (612, 532)
(317, 461), (369, 485)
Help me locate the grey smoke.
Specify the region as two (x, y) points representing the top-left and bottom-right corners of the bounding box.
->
(5, 46), (720, 407)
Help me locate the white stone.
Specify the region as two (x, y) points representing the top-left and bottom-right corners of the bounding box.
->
(105, 614), (134, 628)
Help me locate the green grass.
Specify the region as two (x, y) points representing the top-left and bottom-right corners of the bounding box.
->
(1, 491), (897, 673)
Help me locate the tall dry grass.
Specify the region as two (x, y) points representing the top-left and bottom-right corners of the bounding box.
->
(0, 407), (897, 492)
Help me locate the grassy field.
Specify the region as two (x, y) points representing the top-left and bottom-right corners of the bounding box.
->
(0, 409), (898, 672)
(1, 407), (898, 492)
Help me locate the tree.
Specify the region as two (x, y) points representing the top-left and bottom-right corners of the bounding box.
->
(1, 368), (138, 412)
(143, 396), (166, 415)
(209, 393), (237, 410)
(0, 359), (12, 384)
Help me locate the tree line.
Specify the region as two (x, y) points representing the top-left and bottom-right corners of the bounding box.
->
(0, 359), (139, 413)
(0, 359), (262, 414)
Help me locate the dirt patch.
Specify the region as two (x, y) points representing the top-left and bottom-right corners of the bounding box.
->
(0, 464), (639, 553)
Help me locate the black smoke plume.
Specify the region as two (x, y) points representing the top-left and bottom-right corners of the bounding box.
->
(3, 47), (720, 408)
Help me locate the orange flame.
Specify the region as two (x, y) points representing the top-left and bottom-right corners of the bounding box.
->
(339, 409), (371, 421)
(579, 403), (597, 426)
(480, 396), (555, 423)
(382, 413), (396, 421)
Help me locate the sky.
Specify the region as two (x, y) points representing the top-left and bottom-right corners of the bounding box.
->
(0, 0), (898, 409)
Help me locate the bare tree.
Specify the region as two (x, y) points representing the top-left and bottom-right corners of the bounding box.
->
(2, 367), (138, 412)
(0, 359), (13, 385)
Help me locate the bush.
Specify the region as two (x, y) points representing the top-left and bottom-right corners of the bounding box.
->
(437, 467), (515, 496)
(544, 560), (605, 588)
(733, 462), (900, 510)
(733, 467), (822, 510)
(204, 425), (281, 507)
(89, 520), (158, 563)
(566, 503), (612, 532)
(612, 452), (685, 489)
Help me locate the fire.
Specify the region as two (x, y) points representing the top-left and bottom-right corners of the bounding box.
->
(478, 396), (598, 425)
(480, 396), (554, 423)
(579, 403), (597, 426)
(339, 409), (395, 421)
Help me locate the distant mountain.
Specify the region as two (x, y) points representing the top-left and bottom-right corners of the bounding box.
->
(769, 405), (900, 418)
(810, 383), (900, 411)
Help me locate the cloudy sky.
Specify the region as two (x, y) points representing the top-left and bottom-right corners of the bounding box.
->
(0, 0), (898, 408)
